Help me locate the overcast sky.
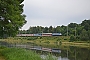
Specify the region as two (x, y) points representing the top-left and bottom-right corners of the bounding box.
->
(22, 0), (90, 30)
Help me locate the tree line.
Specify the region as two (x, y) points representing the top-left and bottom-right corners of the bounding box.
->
(19, 19), (90, 41)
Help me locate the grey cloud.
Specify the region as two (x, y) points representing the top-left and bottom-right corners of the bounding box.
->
(22, 0), (90, 30)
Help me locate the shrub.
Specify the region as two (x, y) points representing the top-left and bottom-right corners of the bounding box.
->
(64, 38), (67, 40)
(69, 36), (76, 42)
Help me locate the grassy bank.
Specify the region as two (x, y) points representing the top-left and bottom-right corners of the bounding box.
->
(0, 46), (42, 60)
(0, 46), (57, 60)
(25, 36), (90, 48)
(0, 46), (6, 60)
(0, 36), (90, 48)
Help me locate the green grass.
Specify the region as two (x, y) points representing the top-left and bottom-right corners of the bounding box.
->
(0, 46), (57, 60)
(0, 47), (42, 60)
(1, 36), (90, 48)
(45, 54), (57, 60)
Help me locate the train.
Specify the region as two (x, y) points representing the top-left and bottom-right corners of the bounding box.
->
(17, 33), (62, 37)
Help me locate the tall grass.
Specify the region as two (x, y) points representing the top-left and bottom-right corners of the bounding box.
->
(0, 47), (57, 60)
(45, 54), (57, 60)
(1, 47), (42, 60)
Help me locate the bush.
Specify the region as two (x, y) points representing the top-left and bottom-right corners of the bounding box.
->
(64, 38), (67, 40)
(69, 36), (76, 42)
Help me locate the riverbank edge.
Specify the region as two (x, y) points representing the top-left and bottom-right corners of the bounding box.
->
(0, 38), (90, 48)
(0, 46), (42, 60)
(0, 46), (57, 60)
(28, 40), (90, 48)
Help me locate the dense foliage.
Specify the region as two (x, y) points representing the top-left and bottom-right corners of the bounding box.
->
(0, 0), (26, 38)
(19, 19), (90, 41)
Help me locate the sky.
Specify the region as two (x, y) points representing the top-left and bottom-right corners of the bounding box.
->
(22, 0), (90, 30)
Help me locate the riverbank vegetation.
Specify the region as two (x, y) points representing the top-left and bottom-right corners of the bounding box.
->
(0, 46), (42, 60)
(0, 36), (90, 48)
(0, 46), (57, 60)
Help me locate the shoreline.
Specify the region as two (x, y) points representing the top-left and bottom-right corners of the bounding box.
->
(0, 38), (90, 48)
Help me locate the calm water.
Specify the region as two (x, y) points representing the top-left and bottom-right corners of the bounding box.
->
(0, 41), (90, 60)
(31, 46), (90, 60)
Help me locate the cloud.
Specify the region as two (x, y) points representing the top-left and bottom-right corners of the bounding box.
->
(22, 0), (90, 30)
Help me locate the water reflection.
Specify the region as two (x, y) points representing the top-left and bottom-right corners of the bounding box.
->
(41, 55), (69, 60)
(0, 41), (90, 60)
(67, 46), (90, 60)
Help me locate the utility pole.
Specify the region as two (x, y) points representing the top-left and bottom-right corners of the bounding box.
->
(67, 25), (68, 36)
(75, 27), (76, 37)
(67, 49), (68, 58)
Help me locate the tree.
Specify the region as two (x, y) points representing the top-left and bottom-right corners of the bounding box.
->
(68, 23), (78, 36)
(68, 23), (78, 28)
(80, 29), (89, 41)
(0, 0), (26, 38)
(69, 36), (76, 42)
(81, 19), (90, 31)
(43, 27), (49, 33)
(87, 30), (90, 41)
(60, 25), (67, 36)
(48, 26), (53, 33)
(76, 24), (83, 36)
(55, 26), (61, 33)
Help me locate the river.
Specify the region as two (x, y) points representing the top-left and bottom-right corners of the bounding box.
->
(0, 41), (90, 60)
